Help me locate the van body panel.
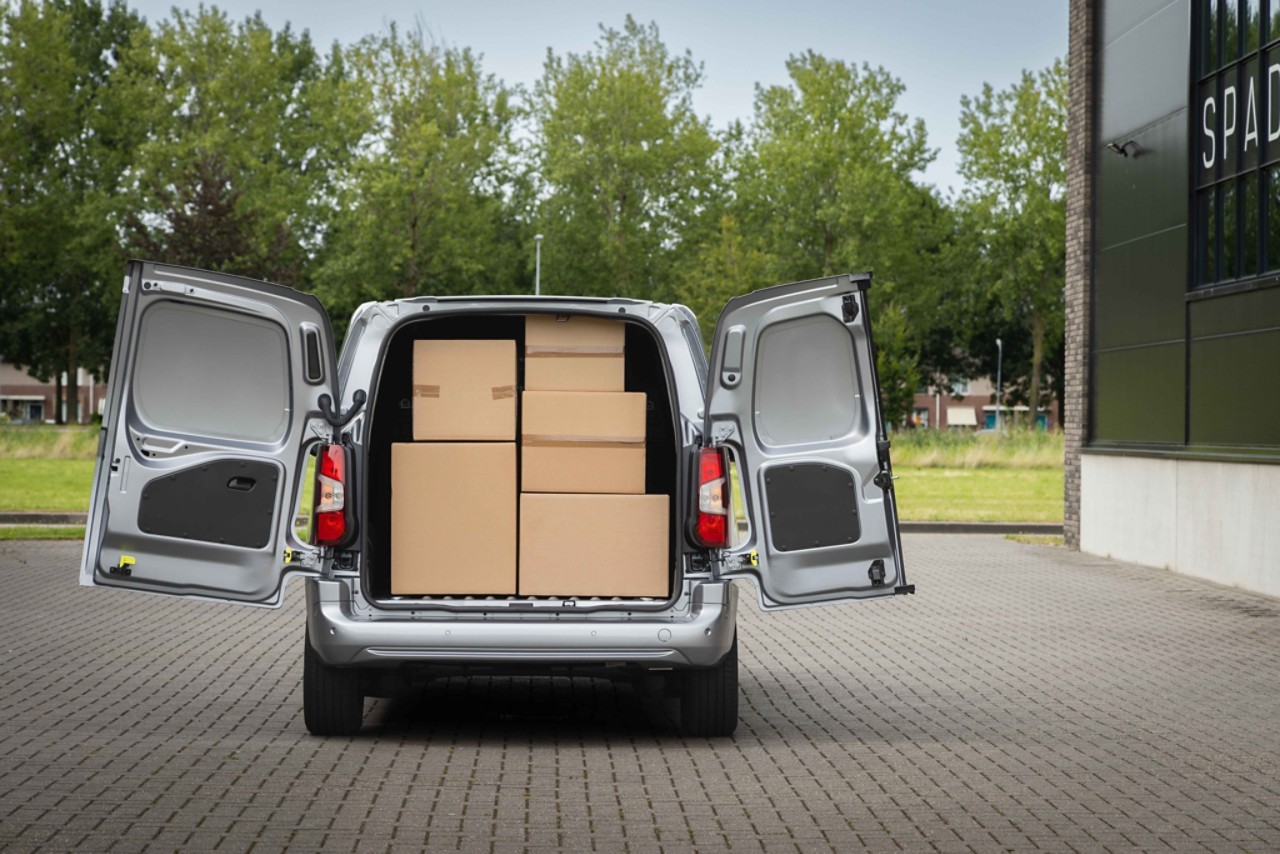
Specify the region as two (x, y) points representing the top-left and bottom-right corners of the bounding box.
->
(306, 578), (738, 669)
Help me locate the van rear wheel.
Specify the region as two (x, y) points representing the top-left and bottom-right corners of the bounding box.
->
(680, 633), (739, 737)
(303, 633), (364, 736)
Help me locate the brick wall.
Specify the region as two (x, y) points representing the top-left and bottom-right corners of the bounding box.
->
(1063, 0), (1095, 549)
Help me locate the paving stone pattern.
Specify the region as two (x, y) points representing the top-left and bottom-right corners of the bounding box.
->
(1, 536), (1278, 852)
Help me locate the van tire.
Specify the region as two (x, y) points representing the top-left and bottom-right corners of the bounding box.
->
(303, 633), (364, 736)
(680, 633), (739, 737)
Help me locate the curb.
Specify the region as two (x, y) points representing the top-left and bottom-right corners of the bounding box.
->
(901, 521), (1063, 535)
(0, 513), (1063, 535)
(0, 513), (87, 525)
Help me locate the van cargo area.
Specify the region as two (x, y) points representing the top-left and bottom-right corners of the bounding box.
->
(360, 312), (681, 606)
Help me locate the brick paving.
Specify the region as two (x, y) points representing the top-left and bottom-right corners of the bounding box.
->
(1, 535), (1278, 852)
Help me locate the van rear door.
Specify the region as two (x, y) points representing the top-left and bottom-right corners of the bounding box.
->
(79, 261), (337, 606)
(704, 274), (909, 610)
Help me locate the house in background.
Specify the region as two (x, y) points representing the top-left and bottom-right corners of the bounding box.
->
(911, 377), (1057, 431)
(0, 361), (106, 424)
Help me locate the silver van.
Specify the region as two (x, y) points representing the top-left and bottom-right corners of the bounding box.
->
(79, 261), (911, 737)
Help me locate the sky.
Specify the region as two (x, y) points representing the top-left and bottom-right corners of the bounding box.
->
(125, 0), (1068, 196)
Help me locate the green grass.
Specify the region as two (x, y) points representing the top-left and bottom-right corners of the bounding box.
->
(0, 425), (98, 460)
(893, 467), (1064, 523)
(0, 460), (95, 512)
(889, 429), (1064, 522)
(891, 427), (1063, 469)
(0, 526), (85, 541)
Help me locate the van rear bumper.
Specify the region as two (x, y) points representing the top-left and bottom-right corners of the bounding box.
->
(305, 579), (738, 669)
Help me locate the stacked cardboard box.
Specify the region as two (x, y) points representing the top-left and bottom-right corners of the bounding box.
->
(390, 319), (668, 599)
(525, 315), (625, 391)
(519, 316), (669, 598)
(391, 340), (517, 595)
(521, 390), (646, 493)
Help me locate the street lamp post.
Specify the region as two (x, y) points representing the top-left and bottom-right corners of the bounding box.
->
(534, 233), (543, 296)
(995, 337), (1003, 432)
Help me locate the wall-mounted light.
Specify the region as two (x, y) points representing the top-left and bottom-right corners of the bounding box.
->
(1106, 139), (1143, 157)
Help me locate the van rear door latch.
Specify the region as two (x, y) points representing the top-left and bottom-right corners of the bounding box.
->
(109, 555), (135, 577)
(842, 294), (859, 323)
(868, 560), (885, 587)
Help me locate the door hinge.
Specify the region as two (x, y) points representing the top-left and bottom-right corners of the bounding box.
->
(873, 470), (894, 491)
(842, 294), (859, 323)
(868, 559), (886, 587)
(894, 584), (916, 595)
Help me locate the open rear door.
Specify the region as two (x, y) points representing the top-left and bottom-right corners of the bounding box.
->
(79, 261), (338, 606)
(705, 274), (908, 610)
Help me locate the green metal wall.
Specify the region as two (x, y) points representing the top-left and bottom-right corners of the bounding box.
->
(1093, 0), (1280, 456)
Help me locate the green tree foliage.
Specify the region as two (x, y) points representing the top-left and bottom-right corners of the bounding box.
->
(0, 0), (144, 421)
(739, 52), (934, 281)
(0, 5), (1066, 437)
(673, 212), (773, 338)
(957, 59), (1067, 424)
(531, 17), (717, 298)
(113, 8), (360, 287)
(314, 26), (522, 329)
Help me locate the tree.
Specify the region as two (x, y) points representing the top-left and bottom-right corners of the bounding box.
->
(0, 0), (144, 422)
(956, 59), (1067, 424)
(531, 17), (718, 299)
(731, 52), (938, 425)
(673, 213), (773, 338)
(738, 52), (934, 282)
(113, 8), (360, 287)
(314, 26), (522, 329)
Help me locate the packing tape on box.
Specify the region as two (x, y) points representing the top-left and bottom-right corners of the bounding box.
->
(524, 345), (625, 357)
(523, 434), (645, 448)
(414, 384), (516, 400)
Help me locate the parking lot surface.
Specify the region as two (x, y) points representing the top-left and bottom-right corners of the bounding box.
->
(1, 535), (1278, 852)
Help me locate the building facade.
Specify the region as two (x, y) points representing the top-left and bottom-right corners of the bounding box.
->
(0, 362), (106, 424)
(910, 378), (1057, 431)
(1067, 0), (1280, 597)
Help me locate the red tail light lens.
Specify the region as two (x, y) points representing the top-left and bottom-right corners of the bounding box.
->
(312, 444), (350, 547)
(695, 447), (729, 548)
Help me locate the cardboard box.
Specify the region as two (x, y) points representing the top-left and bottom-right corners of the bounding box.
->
(391, 443), (516, 595)
(519, 494), (669, 597)
(413, 340), (516, 440)
(525, 315), (626, 391)
(522, 391), (646, 494)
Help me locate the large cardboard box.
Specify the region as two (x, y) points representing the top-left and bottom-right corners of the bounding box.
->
(391, 443), (516, 595)
(522, 390), (646, 494)
(413, 340), (516, 440)
(525, 315), (626, 391)
(519, 494), (669, 597)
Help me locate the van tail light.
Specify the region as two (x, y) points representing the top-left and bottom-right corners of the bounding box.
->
(694, 447), (730, 549)
(312, 444), (350, 547)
